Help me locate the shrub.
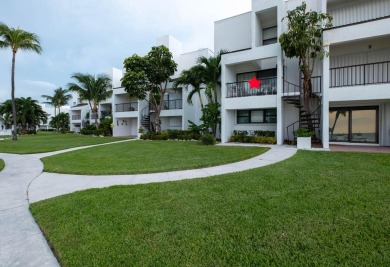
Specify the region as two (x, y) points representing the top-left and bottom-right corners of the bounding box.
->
(201, 134), (216, 145)
(253, 130), (275, 137)
(296, 128), (315, 137)
(254, 136), (277, 144)
(230, 130), (277, 144)
(140, 132), (169, 140)
(80, 128), (104, 136)
(141, 130), (201, 141)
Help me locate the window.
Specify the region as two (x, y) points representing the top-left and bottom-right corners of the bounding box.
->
(263, 26), (277, 45)
(329, 107), (378, 143)
(169, 117), (182, 128)
(237, 109), (277, 124)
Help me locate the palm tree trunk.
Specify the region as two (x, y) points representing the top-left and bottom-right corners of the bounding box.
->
(213, 84), (218, 104)
(94, 104), (99, 129)
(11, 51), (17, 141)
(57, 106), (60, 131)
(197, 90), (204, 110)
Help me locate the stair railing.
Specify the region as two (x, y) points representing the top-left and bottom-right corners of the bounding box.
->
(140, 104), (150, 131)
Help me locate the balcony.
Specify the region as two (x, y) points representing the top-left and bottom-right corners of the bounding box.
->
(328, 0), (390, 28)
(330, 61), (390, 88)
(226, 77), (277, 98)
(100, 110), (112, 117)
(162, 99), (182, 110)
(71, 115), (81, 120)
(149, 99), (183, 112)
(115, 102), (138, 112)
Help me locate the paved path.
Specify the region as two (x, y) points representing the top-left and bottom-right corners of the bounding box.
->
(0, 141), (297, 267)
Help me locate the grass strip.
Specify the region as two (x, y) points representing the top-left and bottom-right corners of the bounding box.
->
(31, 150), (390, 266)
(42, 141), (269, 175)
(0, 132), (126, 154)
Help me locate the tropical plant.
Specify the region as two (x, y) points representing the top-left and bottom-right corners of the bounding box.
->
(296, 128), (315, 138)
(0, 97), (48, 132)
(121, 45), (178, 133)
(42, 87), (72, 116)
(279, 2), (332, 111)
(197, 49), (227, 103)
(42, 87), (72, 130)
(200, 102), (221, 136)
(67, 73), (112, 129)
(49, 112), (70, 131)
(0, 22), (42, 140)
(173, 65), (207, 109)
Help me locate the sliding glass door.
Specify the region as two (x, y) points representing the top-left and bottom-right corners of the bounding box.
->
(329, 107), (378, 143)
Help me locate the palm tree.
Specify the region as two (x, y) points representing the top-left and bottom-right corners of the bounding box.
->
(0, 22), (42, 140)
(173, 65), (207, 109)
(42, 87), (72, 130)
(197, 49), (227, 103)
(67, 73), (112, 129)
(0, 97), (48, 131)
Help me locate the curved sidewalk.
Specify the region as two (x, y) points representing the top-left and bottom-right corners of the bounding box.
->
(28, 145), (297, 203)
(0, 142), (297, 267)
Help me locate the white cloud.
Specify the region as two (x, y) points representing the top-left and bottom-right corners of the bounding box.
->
(0, 0), (252, 101)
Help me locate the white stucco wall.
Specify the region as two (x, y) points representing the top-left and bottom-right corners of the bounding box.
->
(215, 12), (252, 53)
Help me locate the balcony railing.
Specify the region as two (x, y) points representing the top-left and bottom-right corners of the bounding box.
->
(162, 99), (182, 110)
(100, 110), (112, 117)
(330, 61), (390, 88)
(149, 99), (183, 112)
(226, 77), (277, 98)
(115, 102), (138, 112)
(72, 115), (81, 120)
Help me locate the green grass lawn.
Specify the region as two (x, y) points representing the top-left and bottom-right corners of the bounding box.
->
(30, 151), (390, 266)
(0, 159), (4, 172)
(0, 132), (126, 154)
(42, 141), (268, 175)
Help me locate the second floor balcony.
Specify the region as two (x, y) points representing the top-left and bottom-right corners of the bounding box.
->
(330, 61), (390, 88)
(226, 77), (277, 98)
(100, 110), (112, 117)
(115, 102), (138, 112)
(71, 115), (81, 120)
(149, 99), (183, 112)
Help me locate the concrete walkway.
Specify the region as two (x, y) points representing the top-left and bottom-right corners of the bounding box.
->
(0, 141), (297, 267)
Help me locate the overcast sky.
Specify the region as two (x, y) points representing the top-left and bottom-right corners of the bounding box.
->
(0, 0), (251, 103)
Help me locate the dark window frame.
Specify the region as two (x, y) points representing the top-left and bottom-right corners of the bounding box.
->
(237, 109), (277, 124)
(262, 26), (278, 45)
(329, 106), (379, 144)
(236, 68), (277, 82)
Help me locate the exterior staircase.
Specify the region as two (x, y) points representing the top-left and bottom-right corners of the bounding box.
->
(283, 77), (322, 144)
(140, 105), (151, 132)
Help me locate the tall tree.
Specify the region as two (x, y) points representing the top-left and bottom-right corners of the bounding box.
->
(42, 87), (72, 130)
(279, 2), (332, 112)
(67, 73), (112, 129)
(0, 97), (48, 131)
(121, 45), (178, 133)
(197, 49), (226, 103)
(0, 22), (42, 140)
(173, 65), (206, 109)
(42, 87), (72, 116)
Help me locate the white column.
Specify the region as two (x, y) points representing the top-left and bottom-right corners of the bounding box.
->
(276, 53), (284, 145)
(221, 62), (228, 143)
(322, 45), (330, 149)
